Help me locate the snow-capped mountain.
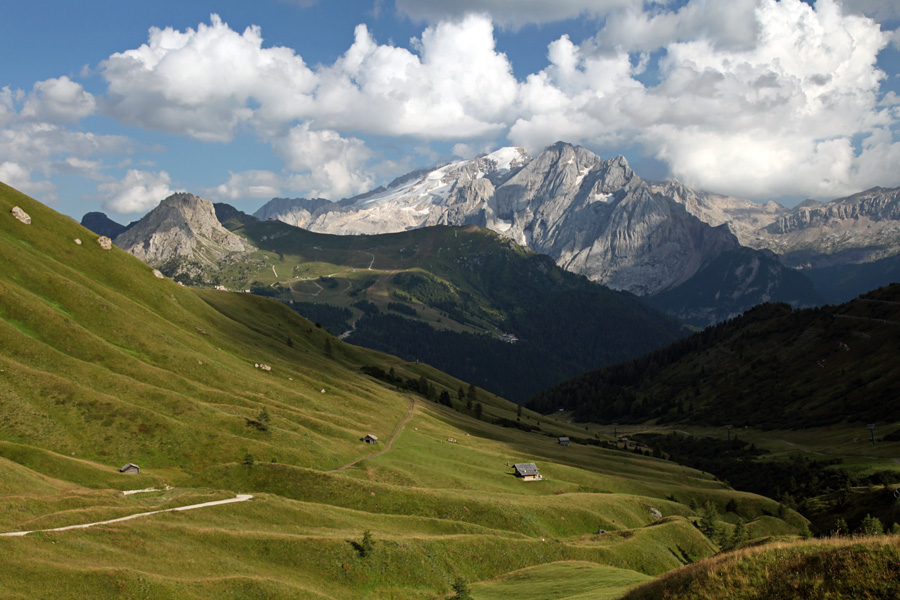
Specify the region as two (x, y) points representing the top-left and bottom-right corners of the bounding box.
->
(254, 147), (531, 235)
(255, 143), (775, 302)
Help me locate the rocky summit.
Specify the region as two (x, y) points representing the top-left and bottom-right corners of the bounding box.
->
(254, 142), (816, 324)
(115, 192), (254, 281)
(753, 187), (900, 268)
(255, 143), (744, 296)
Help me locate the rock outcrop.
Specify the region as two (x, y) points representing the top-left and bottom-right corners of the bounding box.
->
(650, 179), (788, 246)
(751, 187), (900, 268)
(10, 206), (30, 224)
(115, 193), (254, 281)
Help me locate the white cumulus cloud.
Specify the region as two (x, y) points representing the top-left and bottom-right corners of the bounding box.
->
(99, 170), (177, 214)
(38, 1), (900, 206)
(394, 0), (639, 28)
(207, 170), (284, 201)
(511, 0), (899, 199)
(313, 15), (518, 139)
(20, 77), (96, 124)
(101, 14), (317, 142)
(274, 123), (375, 200)
(0, 161), (57, 200)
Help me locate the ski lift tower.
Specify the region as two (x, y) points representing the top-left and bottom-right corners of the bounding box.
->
(725, 424), (734, 446)
(867, 424), (877, 445)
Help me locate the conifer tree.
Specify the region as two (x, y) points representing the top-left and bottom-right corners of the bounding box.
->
(699, 501), (719, 540)
(859, 514), (884, 535)
(450, 579), (472, 600)
(730, 517), (748, 548)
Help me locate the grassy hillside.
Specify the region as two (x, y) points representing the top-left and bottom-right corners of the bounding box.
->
(531, 286), (900, 535)
(0, 183), (804, 599)
(621, 536), (900, 600)
(199, 217), (687, 403)
(531, 290), (900, 429)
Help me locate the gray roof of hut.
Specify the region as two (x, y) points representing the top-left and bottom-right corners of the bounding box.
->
(119, 463), (139, 472)
(514, 462), (539, 476)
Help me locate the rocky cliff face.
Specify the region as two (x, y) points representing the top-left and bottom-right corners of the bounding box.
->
(650, 179), (788, 246)
(487, 144), (743, 295)
(255, 143), (749, 296)
(115, 193), (253, 280)
(251, 142), (820, 322)
(753, 187), (900, 268)
(252, 197), (333, 229)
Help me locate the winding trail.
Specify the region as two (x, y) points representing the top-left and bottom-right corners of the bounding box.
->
(329, 396), (415, 472)
(0, 494), (253, 538)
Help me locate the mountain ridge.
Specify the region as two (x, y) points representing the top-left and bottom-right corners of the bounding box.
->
(251, 142), (820, 325)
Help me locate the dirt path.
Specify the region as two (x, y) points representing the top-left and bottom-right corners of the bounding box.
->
(329, 396), (415, 472)
(358, 251), (375, 270)
(834, 314), (899, 326)
(0, 494), (253, 538)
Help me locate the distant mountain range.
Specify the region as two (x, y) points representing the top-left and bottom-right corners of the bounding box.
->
(248, 142), (826, 325)
(85, 141), (900, 324)
(153, 207), (689, 402)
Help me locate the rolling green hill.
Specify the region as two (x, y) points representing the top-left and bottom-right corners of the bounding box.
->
(621, 537), (900, 600)
(530, 286), (900, 534)
(0, 183), (806, 598)
(205, 217), (687, 403)
(530, 289), (900, 429)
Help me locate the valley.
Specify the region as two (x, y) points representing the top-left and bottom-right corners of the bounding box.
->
(2, 182), (805, 599)
(59, 152), (900, 596)
(8, 1), (900, 596)
(148, 210), (686, 404)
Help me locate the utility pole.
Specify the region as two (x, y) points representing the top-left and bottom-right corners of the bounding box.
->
(867, 424), (877, 445)
(612, 422), (619, 439)
(725, 424), (733, 446)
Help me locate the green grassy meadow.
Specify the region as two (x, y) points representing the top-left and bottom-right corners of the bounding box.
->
(0, 182), (874, 599)
(621, 536), (900, 600)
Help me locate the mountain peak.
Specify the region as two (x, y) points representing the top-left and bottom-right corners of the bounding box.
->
(81, 211), (127, 239)
(115, 192), (252, 280)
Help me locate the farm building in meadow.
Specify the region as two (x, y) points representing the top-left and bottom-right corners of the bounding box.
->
(558, 436), (570, 446)
(514, 462), (543, 481)
(119, 463), (140, 475)
(361, 434), (378, 445)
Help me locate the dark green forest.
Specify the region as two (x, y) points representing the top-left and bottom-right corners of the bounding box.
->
(530, 286), (900, 428)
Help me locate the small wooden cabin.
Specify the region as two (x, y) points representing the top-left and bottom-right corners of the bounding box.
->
(558, 436), (570, 446)
(514, 462), (542, 481)
(119, 463), (140, 475)
(361, 434), (378, 445)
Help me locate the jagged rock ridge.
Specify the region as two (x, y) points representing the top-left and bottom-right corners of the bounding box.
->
(254, 143), (815, 324)
(754, 187), (900, 268)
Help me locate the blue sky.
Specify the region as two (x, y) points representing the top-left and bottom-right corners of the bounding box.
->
(2, 0), (899, 221)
